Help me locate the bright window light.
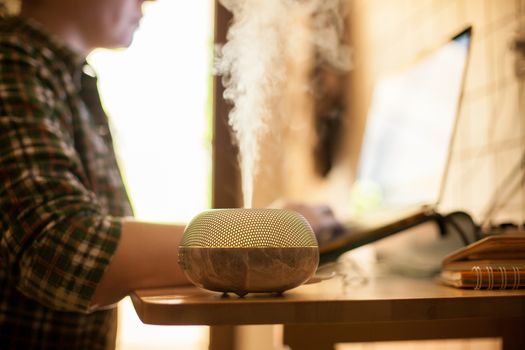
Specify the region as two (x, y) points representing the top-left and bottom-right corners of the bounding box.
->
(88, 1), (214, 348)
(89, 0), (214, 224)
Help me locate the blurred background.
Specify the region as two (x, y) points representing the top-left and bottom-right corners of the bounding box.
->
(1, 0), (524, 349)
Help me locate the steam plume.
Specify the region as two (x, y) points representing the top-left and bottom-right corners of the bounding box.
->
(215, 0), (350, 208)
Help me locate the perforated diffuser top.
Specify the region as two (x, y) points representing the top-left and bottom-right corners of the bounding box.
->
(181, 208), (317, 248)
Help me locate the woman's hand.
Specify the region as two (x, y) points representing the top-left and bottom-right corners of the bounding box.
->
(271, 201), (345, 246)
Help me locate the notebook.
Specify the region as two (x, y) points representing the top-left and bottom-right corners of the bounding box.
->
(440, 231), (525, 289)
(319, 27), (473, 263)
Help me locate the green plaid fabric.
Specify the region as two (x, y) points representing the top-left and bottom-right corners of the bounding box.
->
(0, 16), (133, 349)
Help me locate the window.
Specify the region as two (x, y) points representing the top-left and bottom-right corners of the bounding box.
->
(89, 1), (213, 348)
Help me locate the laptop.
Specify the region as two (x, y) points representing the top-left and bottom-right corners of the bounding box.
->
(319, 27), (473, 263)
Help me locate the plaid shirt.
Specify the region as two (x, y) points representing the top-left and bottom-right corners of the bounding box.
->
(0, 16), (133, 349)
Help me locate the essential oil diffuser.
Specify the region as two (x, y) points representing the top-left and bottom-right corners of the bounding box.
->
(178, 208), (319, 296)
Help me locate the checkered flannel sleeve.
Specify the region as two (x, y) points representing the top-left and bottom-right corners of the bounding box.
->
(0, 43), (123, 313)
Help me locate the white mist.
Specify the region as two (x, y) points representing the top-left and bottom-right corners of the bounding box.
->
(215, 0), (350, 208)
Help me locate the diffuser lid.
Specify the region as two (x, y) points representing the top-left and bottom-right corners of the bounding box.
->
(181, 208), (317, 248)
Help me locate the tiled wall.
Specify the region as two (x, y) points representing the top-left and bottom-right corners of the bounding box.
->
(348, 0), (525, 227)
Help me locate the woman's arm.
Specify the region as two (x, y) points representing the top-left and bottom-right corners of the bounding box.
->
(91, 220), (190, 309)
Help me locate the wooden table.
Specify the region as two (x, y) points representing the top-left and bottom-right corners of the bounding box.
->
(131, 275), (525, 349)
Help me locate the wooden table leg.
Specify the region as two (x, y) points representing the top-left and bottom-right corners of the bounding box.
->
(209, 325), (236, 350)
(284, 330), (334, 350)
(501, 318), (525, 350)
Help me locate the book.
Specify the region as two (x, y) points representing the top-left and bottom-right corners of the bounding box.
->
(440, 231), (525, 289)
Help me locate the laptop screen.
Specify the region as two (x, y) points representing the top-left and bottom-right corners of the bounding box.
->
(355, 28), (472, 209)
